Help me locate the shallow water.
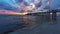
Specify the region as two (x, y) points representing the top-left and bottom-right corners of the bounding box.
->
(0, 14), (60, 34)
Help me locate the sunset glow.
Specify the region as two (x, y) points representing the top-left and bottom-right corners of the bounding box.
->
(0, 10), (28, 15)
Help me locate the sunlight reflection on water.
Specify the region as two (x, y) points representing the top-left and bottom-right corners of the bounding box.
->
(0, 14), (58, 34)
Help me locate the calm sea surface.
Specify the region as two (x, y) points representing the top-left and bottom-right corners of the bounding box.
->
(0, 14), (60, 34)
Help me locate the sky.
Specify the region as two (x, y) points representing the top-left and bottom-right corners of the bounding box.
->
(0, 0), (60, 11)
(50, 0), (60, 10)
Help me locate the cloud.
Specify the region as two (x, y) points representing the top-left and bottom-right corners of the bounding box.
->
(0, 0), (20, 9)
(0, 0), (60, 11)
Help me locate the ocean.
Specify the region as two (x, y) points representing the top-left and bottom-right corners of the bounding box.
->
(0, 14), (60, 34)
